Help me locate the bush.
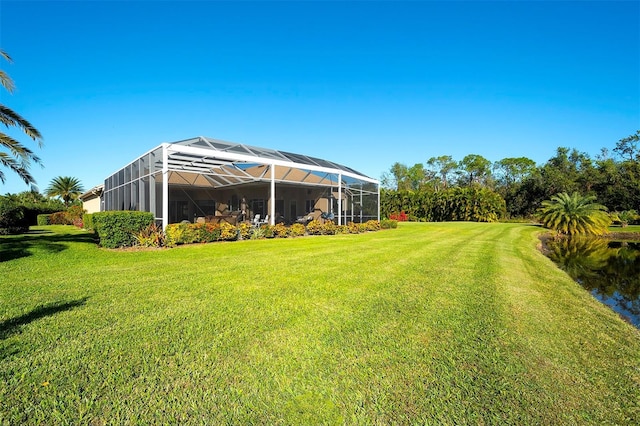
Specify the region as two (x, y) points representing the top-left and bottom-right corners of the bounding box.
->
(165, 223), (183, 246)
(66, 205), (86, 227)
(306, 220), (323, 235)
(220, 222), (238, 241)
(335, 225), (349, 234)
(260, 224), (274, 238)
(273, 223), (289, 238)
(49, 211), (70, 225)
(165, 222), (198, 246)
(238, 222), (252, 240)
(37, 214), (52, 226)
(0, 202), (28, 234)
(347, 222), (360, 234)
(47, 205), (87, 226)
(365, 220), (381, 231)
(165, 222), (239, 246)
(389, 211), (408, 221)
(134, 223), (166, 248)
(322, 221), (337, 235)
(83, 213), (95, 232)
(92, 211), (155, 248)
(198, 223), (222, 242)
(289, 223), (306, 237)
(250, 226), (265, 239)
(380, 219), (398, 229)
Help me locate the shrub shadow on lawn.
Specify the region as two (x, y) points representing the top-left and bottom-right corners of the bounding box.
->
(0, 297), (89, 341)
(0, 231), (96, 262)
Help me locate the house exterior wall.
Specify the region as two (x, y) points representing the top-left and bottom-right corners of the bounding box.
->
(81, 196), (102, 214)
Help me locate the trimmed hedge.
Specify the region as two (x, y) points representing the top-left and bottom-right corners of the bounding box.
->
(0, 204), (29, 235)
(37, 214), (52, 226)
(83, 213), (95, 232)
(92, 211), (155, 248)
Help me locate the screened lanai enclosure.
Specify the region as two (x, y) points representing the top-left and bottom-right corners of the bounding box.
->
(102, 137), (380, 229)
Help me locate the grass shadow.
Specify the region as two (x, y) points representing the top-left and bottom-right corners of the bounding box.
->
(0, 297), (89, 340)
(0, 230), (97, 262)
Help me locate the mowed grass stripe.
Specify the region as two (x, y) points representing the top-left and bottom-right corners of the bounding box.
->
(1, 224), (639, 424)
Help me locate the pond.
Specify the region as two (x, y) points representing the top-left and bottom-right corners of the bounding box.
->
(543, 236), (640, 328)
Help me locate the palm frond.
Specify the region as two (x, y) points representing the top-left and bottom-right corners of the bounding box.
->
(0, 49), (14, 93)
(0, 133), (42, 165)
(0, 151), (35, 185)
(0, 105), (43, 141)
(0, 70), (15, 94)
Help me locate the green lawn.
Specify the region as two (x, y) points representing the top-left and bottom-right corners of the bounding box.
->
(610, 224), (640, 233)
(1, 223), (639, 424)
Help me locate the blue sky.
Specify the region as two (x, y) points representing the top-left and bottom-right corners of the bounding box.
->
(0, 0), (638, 194)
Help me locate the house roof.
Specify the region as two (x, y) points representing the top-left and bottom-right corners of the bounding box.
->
(78, 184), (104, 201)
(158, 136), (378, 189)
(173, 137), (369, 178)
(104, 136), (378, 193)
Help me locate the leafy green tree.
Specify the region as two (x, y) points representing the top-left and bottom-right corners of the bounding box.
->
(494, 157), (537, 187)
(426, 155), (458, 191)
(494, 157), (537, 218)
(385, 162), (409, 190)
(0, 49), (43, 185)
(458, 154), (492, 187)
(46, 176), (84, 207)
(406, 163), (430, 191)
(537, 192), (611, 236)
(614, 130), (639, 161)
(382, 162), (431, 191)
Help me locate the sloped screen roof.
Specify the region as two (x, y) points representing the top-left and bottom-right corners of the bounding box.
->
(172, 136), (369, 179)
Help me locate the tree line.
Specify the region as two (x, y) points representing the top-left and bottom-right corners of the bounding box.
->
(381, 130), (640, 221)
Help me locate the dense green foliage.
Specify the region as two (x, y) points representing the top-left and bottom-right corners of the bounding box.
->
(0, 191), (66, 226)
(36, 214), (51, 226)
(1, 224), (638, 424)
(0, 202), (28, 234)
(538, 192), (611, 236)
(382, 131), (640, 220)
(83, 213), (95, 232)
(382, 186), (506, 222)
(91, 211), (154, 248)
(0, 49), (43, 185)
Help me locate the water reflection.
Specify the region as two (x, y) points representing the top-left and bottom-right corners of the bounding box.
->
(544, 237), (640, 328)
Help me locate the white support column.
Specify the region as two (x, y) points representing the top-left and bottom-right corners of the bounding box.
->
(351, 200), (354, 223)
(360, 186), (363, 223)
(377, 183), (380, 221)
(270, 164), (276, 225)
(162, 144), (169, 230)
(338, 174), (342, 225)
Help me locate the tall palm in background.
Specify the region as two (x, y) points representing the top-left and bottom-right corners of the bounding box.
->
(46, 176), (84, 207)
(537, 192), (611, 236)
(0, 49), (43, 185)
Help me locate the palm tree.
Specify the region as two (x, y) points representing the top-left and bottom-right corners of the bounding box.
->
(46, 176), (84, 207)
(1, 49), (43, 185)
(537, 192), (611, 236)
